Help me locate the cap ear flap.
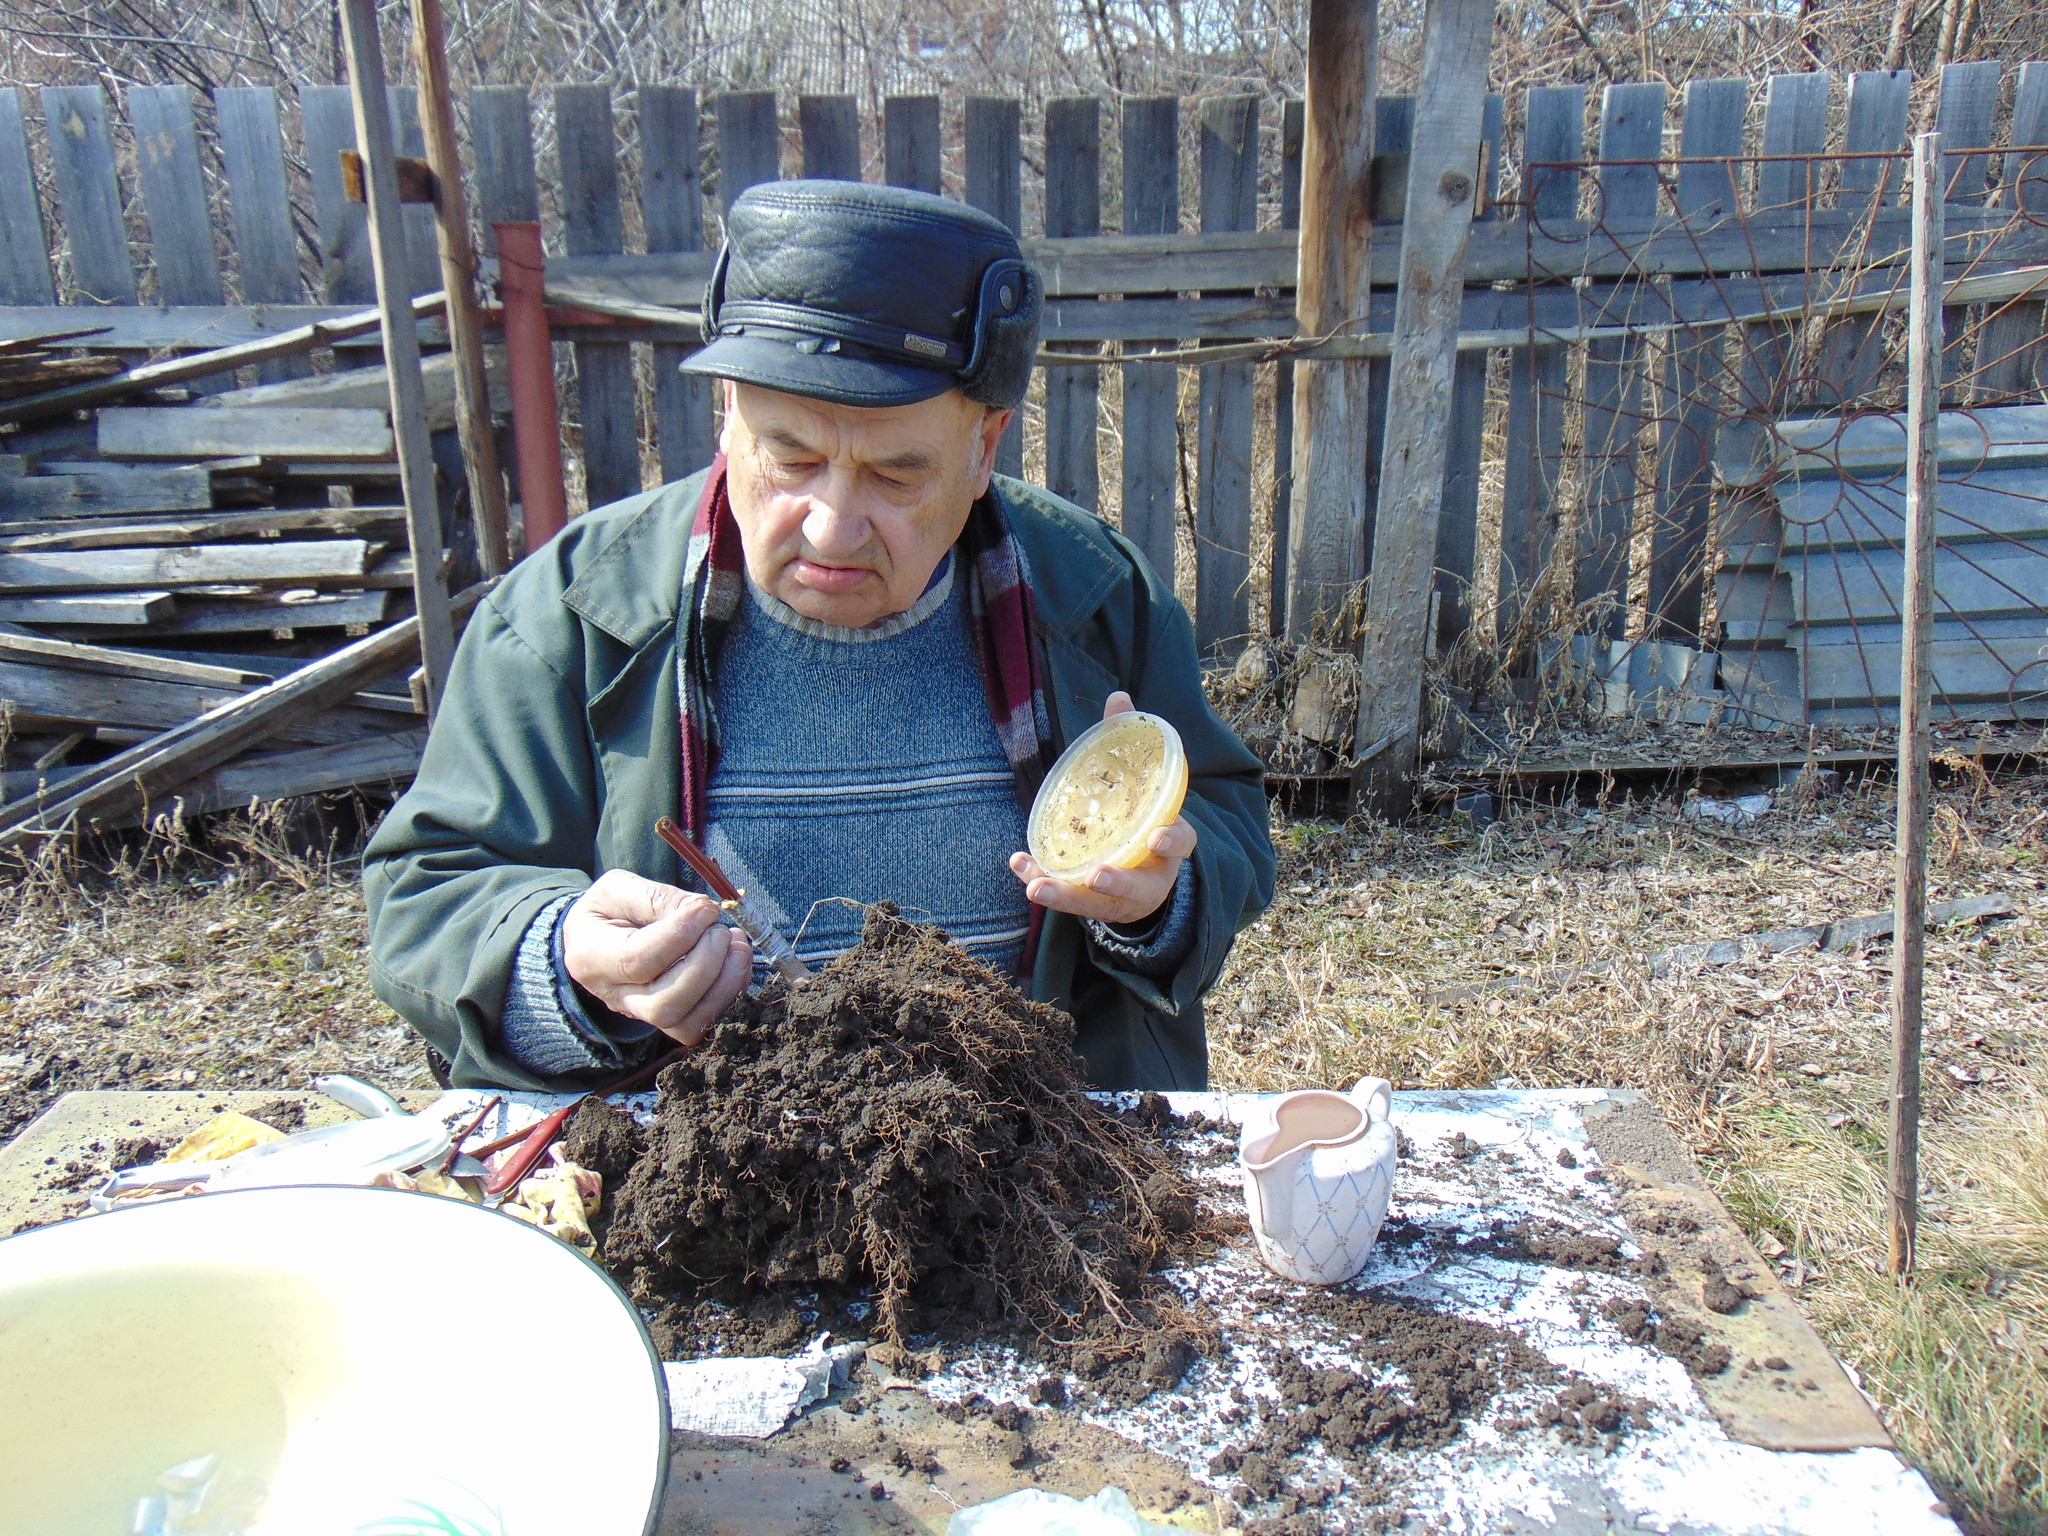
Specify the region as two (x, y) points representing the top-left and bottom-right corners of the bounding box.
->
(959, 259), (1042, 410)
(699, 243), (732, 346)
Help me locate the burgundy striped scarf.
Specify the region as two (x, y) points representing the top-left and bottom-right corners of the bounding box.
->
(673, 459), (1056, 965)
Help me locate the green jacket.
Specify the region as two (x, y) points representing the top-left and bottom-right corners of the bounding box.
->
(362, 470), (1274, 1092)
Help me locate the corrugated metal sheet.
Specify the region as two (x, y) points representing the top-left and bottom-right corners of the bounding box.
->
(1714, 405), (2048, 726)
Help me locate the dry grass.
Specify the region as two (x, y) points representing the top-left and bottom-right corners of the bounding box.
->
(1, 775), (2044, 1528)
(1207, 770), (2048, 1534)
(0, 806), (432, 1143)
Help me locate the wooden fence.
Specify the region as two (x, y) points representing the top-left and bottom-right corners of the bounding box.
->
(6, 64), (2048, 714)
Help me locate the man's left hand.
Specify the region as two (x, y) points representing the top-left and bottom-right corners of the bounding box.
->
(1009, 691), (1197, 927)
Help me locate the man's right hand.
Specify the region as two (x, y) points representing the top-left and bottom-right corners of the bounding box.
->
(560, 871), (753, 1048)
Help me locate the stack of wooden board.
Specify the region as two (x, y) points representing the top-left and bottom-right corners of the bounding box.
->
(0, 391), (437, 825)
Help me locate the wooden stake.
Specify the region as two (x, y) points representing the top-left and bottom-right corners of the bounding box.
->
(338, 0), (456, 717)
(412, 0), (510, 579)
(1283, 0), (1378, 638)
(1891, 130), (1944, 1280)
(1349, 0), (1494, 819)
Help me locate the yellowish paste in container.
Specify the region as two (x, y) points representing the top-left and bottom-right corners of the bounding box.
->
(1026, 711), (1189, 881)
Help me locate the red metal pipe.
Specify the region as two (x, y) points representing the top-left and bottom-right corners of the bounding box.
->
(492, 220), (567, 555)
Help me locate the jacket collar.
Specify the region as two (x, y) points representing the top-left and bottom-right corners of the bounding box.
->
(560, 470), (711, 651)
(558, 470), (1121, 650)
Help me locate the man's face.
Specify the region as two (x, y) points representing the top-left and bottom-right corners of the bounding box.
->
(720, 382), (1012, 630)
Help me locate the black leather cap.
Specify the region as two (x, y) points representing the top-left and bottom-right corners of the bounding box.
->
(682, 180), (1042, 410)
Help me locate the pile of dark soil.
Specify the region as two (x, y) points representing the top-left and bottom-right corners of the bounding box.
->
(590, 905), (1202, 1345)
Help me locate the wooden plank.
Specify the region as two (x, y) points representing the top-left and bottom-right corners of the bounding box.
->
(214, 86), (309, 388)
(1979, 61), (2048, 399)
(1577, 80), (1668, 640)
(1351, 0), (1493, 817)
(207, 338), (505, 429)
(61, 588), (390, 639)
(1041, 98), (1101, 513)
(387, 88), (441, 297)
(0, 540), (370, 591)
(1650, 78), (1747, 643)
(0, 89), (57, 305)
(470, 86), (541, 244)
(0, 304), (435, 353)
(0, 587), (476, 841)
(0, 592), (173, 626)
(965, 98), (1022, 230)
(1286, 0), (1380, 636)
(1270, 96), (1304, 637)
(0, 292), (444, 427)
(1936, 61), (2005, 396)
(1194, 95), (1259, 655)
(1358, 95), (1412, 577)
(127, 86), (224, 308)
(1735, 74), (1833, 462)
(164, 729), (429, 819)
(1119, 97), (1181, 590)
(1756, 72), (1832, 215)
(0, 465), (213, 518)
(1826, 70), (1913, 401)
(556, 85), (639, 510)
(0, 658), (405, 744)
(965, 98), (1024, 479)
(1841, 68), (1912, 203)
(1936, 60), (2004, 203)
(215, 88), (302, 306)
(99, 406), (393, 461)
(1420, 92), (1497, 652)
(1496, 85), (1582, 647)
(643, 85), (714, 484)
(529, 208), (2048, 310)
(716, 92), (780, 213)
(800, 95), (861, 181)
(884, 97), (941, 194)
(300, 85), (375, 304)
(0, 505), (401, 552)
(41, 86), (136, 306)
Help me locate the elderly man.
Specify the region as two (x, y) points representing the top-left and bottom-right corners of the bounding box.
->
(363, 181), (1274, 1092)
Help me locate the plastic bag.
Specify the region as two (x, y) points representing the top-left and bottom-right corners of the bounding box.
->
(945, 1485), (1180, 1536)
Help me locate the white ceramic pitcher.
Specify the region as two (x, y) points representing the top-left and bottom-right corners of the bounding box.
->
(1238, 1077), (1397, 1285)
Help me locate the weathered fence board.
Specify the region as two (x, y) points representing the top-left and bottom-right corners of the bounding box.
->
(1649, 77), (1745, 643)
(1979, 60), (2048, 398)
(965, 97), (1024, 478)
(214, 85), (310, 385)
(884, 96), (941, 194)
(1269, 96), (1305, 638)
(7, 66), (2048, 741)
(716, 91), (781, 210)
(1119, 96), (1180, 591)
(42, 86), (136, 307)
(0, 90), (55, 305)
(128, 86), (223, 309)
(557, 84), (639, 509)
(470, 86), (541, 248)
(1195, 95), (1259, 655)
(643, 85), (716, 484)
(1575, 81), (1666, 638)
(1041, 98), (1100, 513)
(800, 95), (861, 181)
(1496, 83), (1581, 648)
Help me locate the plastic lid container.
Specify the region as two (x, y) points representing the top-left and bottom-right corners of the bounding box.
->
(1026, 710), (1189, 882)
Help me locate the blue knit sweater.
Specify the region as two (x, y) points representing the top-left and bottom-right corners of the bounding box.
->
(499, 550), (1194, 1077)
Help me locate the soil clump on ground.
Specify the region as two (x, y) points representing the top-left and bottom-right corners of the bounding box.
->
(596, 905), (1207, 1349)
